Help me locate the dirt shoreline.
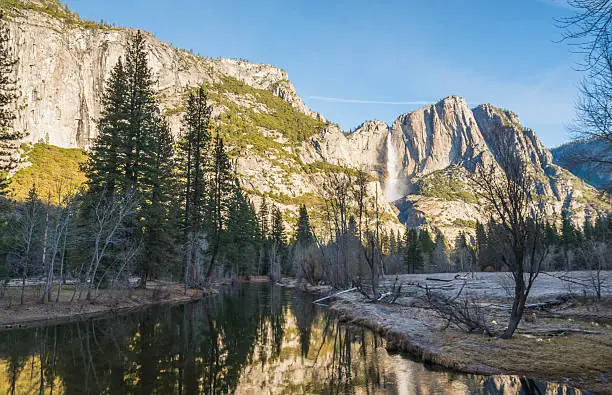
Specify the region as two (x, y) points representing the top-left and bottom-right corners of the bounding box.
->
(0, 277), (277, 330)
(278, 277), (612, 394)
(0, 282), (220, 331)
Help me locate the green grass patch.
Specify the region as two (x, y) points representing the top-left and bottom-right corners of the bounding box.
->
(418, 169), (477, 204)
(7, 143), (87, 201)
(452, 218), (477, 228)
(204, 76), (327, 144)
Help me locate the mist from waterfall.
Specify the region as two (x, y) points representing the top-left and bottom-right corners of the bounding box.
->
(384, 130), (402, 202)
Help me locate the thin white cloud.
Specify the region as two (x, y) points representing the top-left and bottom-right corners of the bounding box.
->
(307, 96), (434, 105)
(308, 95), (483, 107)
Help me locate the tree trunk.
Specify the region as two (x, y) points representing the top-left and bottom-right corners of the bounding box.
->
(501, 274), (527, 339)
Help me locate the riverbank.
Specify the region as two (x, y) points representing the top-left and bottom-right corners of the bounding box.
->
(285, 273), (612, 394)
(0, 281), (216, 330)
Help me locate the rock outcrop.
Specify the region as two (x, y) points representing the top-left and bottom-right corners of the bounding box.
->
(7, 3), (318, 148)
(392, 96), (488, 180)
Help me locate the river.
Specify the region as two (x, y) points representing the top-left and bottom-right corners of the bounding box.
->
(0, 284), (590, 394)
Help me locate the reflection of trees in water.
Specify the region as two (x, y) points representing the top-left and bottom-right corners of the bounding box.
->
(313, 316), (388, 394)
(0, 285), (291, 394)
(0, 285), (589, 394)
(291, 290), (316, 357)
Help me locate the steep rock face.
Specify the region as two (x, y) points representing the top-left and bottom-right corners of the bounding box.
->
(551, 139), (612, 191)
(7, 6), (317, 148)
(392, 96), (488, 181)
(473, 104), (552, 170)
(345, 120), (389, 172)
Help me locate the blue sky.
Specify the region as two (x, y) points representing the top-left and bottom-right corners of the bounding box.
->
(64, 0), (581, 147)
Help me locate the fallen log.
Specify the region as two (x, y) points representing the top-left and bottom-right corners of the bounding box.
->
(312, 287), (358, 305)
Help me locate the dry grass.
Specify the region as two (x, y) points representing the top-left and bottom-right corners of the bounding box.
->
(331, 295), (612, 394)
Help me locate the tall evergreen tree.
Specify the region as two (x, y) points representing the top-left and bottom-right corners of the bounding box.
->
(177, 87), (211, 286)
(225, 183), (259, 276)
(270, 205), (288, 274)
(85, 30), (168, 286)
(139, 120), (176, 286)
(86, 30), (159, 197)
(545, 221), (560, 246)
(583, 215), (594, 240)
(431, 230), (450, 272)
(122, 31), (159, 190)
(295, 204), (313, 246)
(205, 137), (233, 280)
(0, 14), (24, 189)
(420, 229), (435, 254)
(561, 211), (578, 246)
(452, 232), (475, 272)
(403, 228), (423, 274)
(257, 196), (270, 275)
(259, 197), (270, 240)
(475, 221), (488, 269)
(86, 59), (127, 195)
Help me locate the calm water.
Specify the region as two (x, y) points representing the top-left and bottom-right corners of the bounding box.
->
(0, 284), (590, 394)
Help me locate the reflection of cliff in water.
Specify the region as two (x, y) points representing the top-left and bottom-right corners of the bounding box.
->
(0, 284), (591, 394)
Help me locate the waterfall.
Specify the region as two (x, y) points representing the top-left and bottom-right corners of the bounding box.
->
(384, 130), (401, 202)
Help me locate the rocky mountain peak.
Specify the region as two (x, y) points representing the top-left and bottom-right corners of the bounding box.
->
(347, 120), (389, 137)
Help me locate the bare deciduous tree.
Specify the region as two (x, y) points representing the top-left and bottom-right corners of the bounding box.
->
(42, 189), (75, 303)
(470, 131), (549, 338)
(81, 191), (138, 301)
(17, 186), (42, 304)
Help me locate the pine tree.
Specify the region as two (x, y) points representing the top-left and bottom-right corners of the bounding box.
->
(545, 221), (560, 246)
(431, 230), (450, 272)
(86, 59), (127, 195)
(403, 228), (423, 274)
(475, 221), (488, 269)
(259, 197), (270, 240)
(225, 183), (259, 276)
(381, 229), (390, 256)
(270, 205), (288, 274)
(139, 120), (176, 286)
(0, 14), (24, 189)
(84, 30), (167, 287)
(561, 211), (577, 246)
(593, 214), (610, 242)
(177, 87), (212, 286)
(205, 137), (233, 280)
(122, 31), (159, 190)
(257, 196), (270, 275)
(420, 229), (435, 254)
(452, 232), (475, 272)
(295, 204), (313, 246)
(86, 30), (159, 196)
(583, 215), (594, 240)
(271, 206), (286, 247)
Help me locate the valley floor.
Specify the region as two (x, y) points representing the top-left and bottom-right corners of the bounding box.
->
(283, 272), (612, 394)
(0, 280), (216, 330)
